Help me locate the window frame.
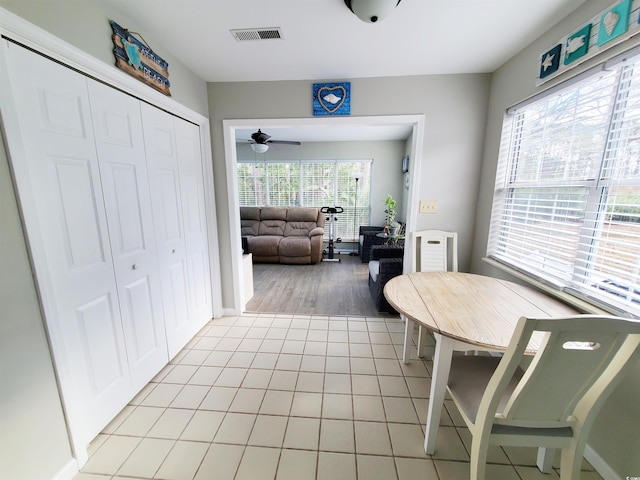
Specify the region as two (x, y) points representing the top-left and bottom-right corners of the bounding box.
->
(487, 48), (640, 318)
(237, 158), (373, 242)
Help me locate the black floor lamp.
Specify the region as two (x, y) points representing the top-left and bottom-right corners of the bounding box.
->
(350, 171), (364, 256)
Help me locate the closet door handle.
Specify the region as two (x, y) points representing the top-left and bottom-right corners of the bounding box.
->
(172, 249), (176, 254)
(132, 264), (137, 270)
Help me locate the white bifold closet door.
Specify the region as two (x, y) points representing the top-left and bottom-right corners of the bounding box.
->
(142, 104), (212, 357)
(1, 40), (212, 458)
(2, 43), (156, 452)
(88, 80), (168, 387)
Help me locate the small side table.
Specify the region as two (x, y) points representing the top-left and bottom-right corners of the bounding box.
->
(376, 232), (405, 246)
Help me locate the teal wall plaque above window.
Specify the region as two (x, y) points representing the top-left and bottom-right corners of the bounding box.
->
(313, 82), (351, 116)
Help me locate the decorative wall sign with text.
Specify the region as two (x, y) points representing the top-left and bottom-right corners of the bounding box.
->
(110, 20), (171, 96)
(537, 0), (640, 85)
(313, 82), (351, 116)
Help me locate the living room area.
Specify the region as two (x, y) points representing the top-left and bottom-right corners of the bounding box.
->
(235, 121), (415, 317)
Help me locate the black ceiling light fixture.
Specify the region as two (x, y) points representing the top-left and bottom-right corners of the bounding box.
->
(343, 0), (402, 23)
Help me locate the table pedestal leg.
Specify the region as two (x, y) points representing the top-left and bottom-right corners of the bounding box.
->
(424, 333), (454, 455)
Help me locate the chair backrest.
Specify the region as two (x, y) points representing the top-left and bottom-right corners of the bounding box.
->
(410, 230), (458, 273)
(479, 315), (640, 430)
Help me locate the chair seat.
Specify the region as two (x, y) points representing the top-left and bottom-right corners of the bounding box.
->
(368, 260), (379, 282)
(448, 356), (521, 423)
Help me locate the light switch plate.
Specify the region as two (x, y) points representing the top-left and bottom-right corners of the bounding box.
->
(419, 200), (438, 213)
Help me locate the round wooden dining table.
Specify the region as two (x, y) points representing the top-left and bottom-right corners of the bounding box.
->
(384, 271), (578, 461)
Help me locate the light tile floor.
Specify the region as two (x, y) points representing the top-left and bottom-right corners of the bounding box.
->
(73, 314), (603, 480)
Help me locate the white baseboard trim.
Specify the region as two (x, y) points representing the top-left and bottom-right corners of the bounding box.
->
(51, 459), (78, 480)
(584, 444), (622, 480)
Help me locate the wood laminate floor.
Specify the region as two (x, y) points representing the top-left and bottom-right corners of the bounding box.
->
(245, 252), (393, 317)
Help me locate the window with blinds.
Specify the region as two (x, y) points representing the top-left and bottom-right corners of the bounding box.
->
(238, 159), (372, 241)
(488, 51), (640, 317)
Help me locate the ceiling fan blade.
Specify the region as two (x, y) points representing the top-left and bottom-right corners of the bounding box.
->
(267, 140), (301, 145)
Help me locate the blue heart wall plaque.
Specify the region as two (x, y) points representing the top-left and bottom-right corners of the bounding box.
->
(313, 82), (351, 116)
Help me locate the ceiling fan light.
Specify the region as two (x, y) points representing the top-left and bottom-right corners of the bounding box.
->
(344, 0), (401, 23)
(251, 143), (269, 153)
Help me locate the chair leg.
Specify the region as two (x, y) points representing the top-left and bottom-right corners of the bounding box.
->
(469, 438), (489, 480)
(402, 315), (413, 364)
(559, 435), (589, 480)
(536, 447), (555, 473)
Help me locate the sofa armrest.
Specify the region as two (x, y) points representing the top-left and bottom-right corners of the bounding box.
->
(359, 225), (385, 235)
(368, 257), (403, 313)
(377, 258), (403, 283)
(309, 226), (324, 237)
(359, 229), (387, 263)
(370, 245), (404, 261)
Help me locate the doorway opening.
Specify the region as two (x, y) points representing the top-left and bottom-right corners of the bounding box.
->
(223, 115), (425, 314)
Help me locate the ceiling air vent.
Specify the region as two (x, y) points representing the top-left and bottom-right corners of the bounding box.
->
(231, 28), (282, 42)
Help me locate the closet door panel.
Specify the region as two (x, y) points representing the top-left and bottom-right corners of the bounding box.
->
(3, 43), (130, 447)
(175, 120), (212, 321)
(142, 104), (191, 356)
(88, 81), (169, 388)
(142, 105), (212, 356)
(155, 168), (190, 336)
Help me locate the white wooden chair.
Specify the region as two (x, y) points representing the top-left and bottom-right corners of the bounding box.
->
(402, 230), (458, 363)
(446, 315), (640, 480)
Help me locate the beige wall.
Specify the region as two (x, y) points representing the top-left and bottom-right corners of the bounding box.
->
(209, 74), (491, 307)
(0, 0), (209, 116)
(472, 0), (640, 476)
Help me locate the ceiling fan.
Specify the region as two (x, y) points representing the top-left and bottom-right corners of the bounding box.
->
(237, 129), (301, 153)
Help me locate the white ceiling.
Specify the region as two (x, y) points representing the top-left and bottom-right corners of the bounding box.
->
(97, 0), (587, 143)
(99, 0), (586, 83)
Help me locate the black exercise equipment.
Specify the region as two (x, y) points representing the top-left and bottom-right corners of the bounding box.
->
(321, 206), (343, 262)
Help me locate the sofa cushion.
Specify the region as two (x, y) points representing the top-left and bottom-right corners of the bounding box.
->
(279, 236), (311, 257)
(260, 207), (288, 221)
(247, 235), (281, 257)
(240, 206), (261, 236)
(240, 206), (261, 220)
(287, 207), (319, 222)
(284, 221), (317, 237)
(259, 220), (286, 236)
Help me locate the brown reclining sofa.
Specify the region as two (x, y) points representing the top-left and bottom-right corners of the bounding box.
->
(240, 206), (325, 264)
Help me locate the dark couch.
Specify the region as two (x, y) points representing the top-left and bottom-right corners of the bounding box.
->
(368, 244), (405, 313)
(358, 225), (386, 263)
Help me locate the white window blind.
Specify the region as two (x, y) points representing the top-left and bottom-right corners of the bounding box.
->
(238, 159), (372, 241)
(488, 53), (640, 317)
